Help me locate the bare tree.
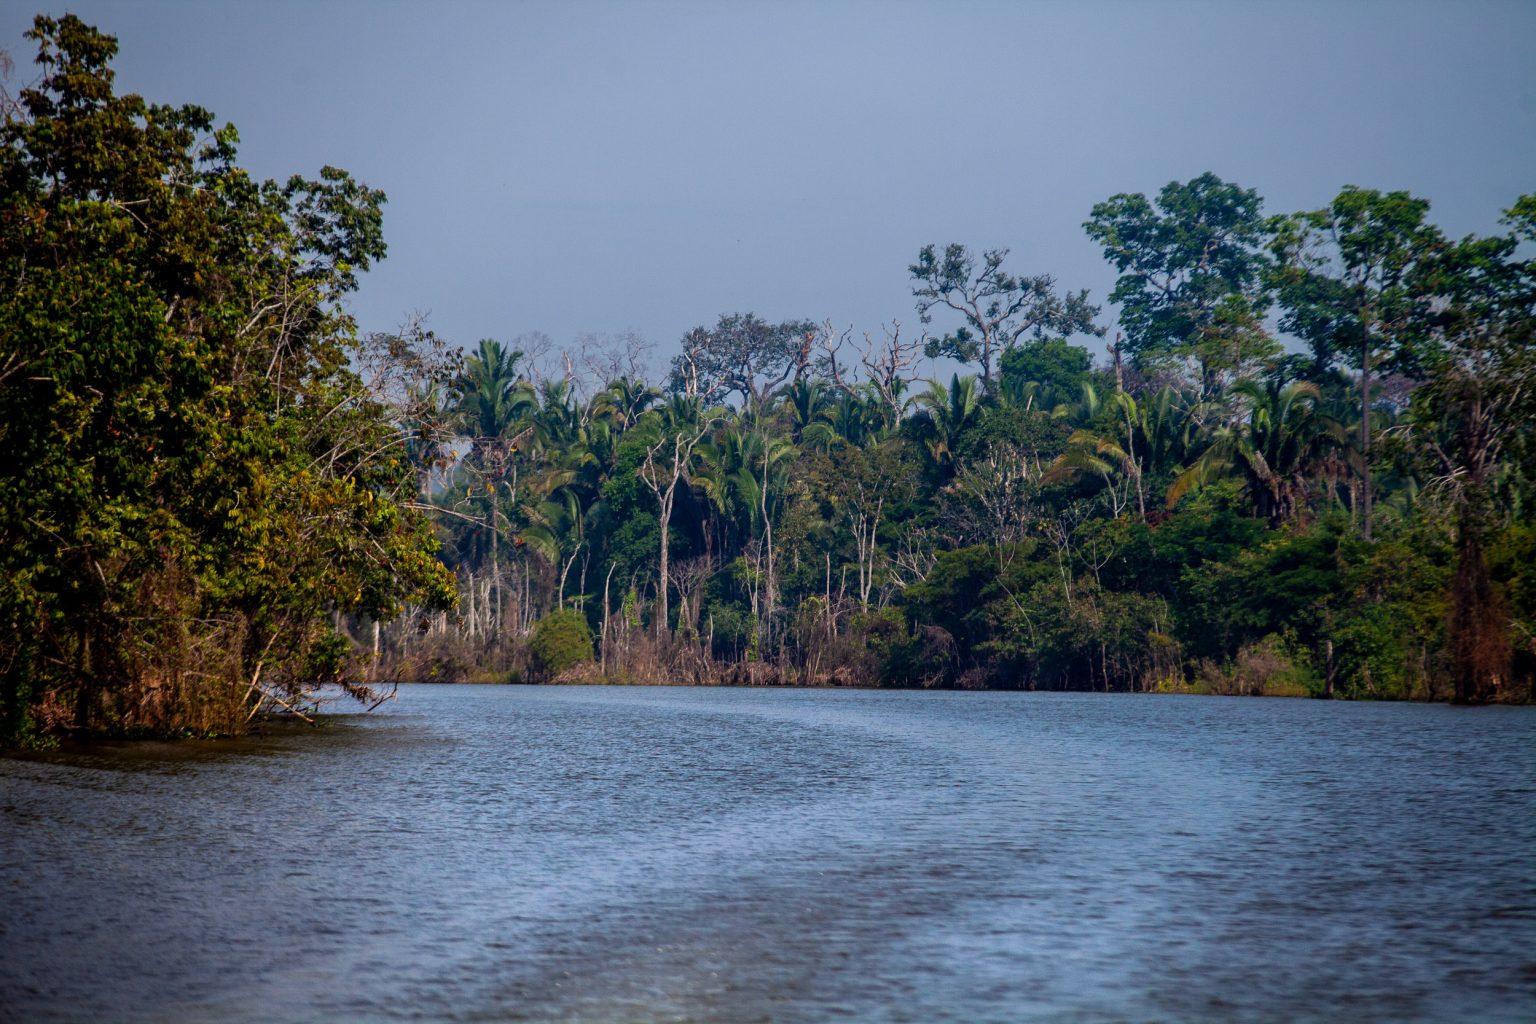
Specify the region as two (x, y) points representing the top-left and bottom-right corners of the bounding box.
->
(512, 330), (557, 385)
(888, 527), (938, 592)
(816, 440), (917, 615)
(639, 405), (718, 635)
(575, 329), (656, 394)
(941, 443), (1045, 555)
(671, 555), (716, 642)
(0, 48), (23, 122)
(819, 319), (926, 423)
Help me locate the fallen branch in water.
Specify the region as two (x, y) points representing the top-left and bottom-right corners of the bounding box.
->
(250, 684), (316, 724)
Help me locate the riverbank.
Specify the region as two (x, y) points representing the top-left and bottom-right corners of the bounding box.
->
(396, 664), (1533, 703)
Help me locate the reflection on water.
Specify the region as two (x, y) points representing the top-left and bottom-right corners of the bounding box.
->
(3, 687), (1534, 1023)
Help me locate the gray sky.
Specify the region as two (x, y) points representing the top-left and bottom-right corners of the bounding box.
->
(6, 0), (1534, 377)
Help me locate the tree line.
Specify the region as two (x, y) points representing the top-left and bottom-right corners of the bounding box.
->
(2, 16), (1531, 744)
(397, 177), (1534, 707)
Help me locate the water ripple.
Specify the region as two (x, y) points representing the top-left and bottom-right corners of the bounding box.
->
(2, 687), (1533, 1023)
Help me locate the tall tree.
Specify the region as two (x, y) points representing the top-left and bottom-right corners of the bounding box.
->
(457, 339), (531, 447)
(1398, 198), (1536, 702)
(667, 312), (818, 407)
(454, 338), (535, 632)
(1270, 186), (1442, 539)
(0, 16), (453, 743)
(1085, 173), (1276, 394)
(638, 396), (718, 635)
(910, 244), (1101, 389)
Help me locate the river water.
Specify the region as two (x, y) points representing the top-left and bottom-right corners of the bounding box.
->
(2, 686), (1534, 1023)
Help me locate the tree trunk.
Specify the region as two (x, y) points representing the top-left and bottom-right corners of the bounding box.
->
(490, 486), (500, 632)
(760, 457), (776, 639)
(1323, 639), (1335, 699)
(657, 494), (671, 637)
(74, 627), (94, 732)
(1450, 522), (1508, 704)
(602, 563), (616, 672)
(1359, 326), (1373, 541)
(466, 570), (476, 639)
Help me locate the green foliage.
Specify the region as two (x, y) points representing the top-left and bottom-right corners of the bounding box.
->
(0, 16), (453, 744)
(528, 609), (594, 682)
(1085, 172), (1273, 383)
(383, 168), (1529, 705)
(1270, 187), (1440, 377)
(999, 338), (1094, 412)
(1170, 375), (1349, 524)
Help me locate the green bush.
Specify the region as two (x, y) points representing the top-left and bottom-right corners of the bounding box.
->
(527, 610), (593, 682)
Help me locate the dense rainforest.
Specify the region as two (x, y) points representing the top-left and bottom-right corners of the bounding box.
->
(2, 17), (1533, 746)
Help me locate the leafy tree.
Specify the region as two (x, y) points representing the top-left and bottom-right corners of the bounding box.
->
(0, 16), (453, 743)
(1094, 484), (1267, 604)
(527, 608), (593, 682)
(1270, 186), (1442, 539)
(910, 243), (1101, 388)
(1394, 199), (1536, 701)
(998, 338), (1094, 413)
(1085, 173), (1275, 393)
(668, 312), (817, 406)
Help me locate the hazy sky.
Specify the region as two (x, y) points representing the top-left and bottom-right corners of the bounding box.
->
(5, 1), (1534, 376)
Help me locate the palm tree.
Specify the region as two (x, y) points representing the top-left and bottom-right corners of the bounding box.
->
(456, 339), (534, 451)
(453, 339), (536, 632)
(780, 378), (832, 443)
(530, 377), (586, 452)
(592, 376), (660, 433)
(915, 374), (982, 471)
(1168, 378), (1346, 525)
(520, 487), (587, 609)
(1047, 386), (1201, 519)
(696, 420), (795, 630)
(865, 378), (910, 437)
(820, 385), (899, 450)
(696, 424), (754, 549)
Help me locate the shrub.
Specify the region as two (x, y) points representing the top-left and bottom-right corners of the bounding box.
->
(1193, 634), (1316, 697)
(527, 610), (593, 683)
